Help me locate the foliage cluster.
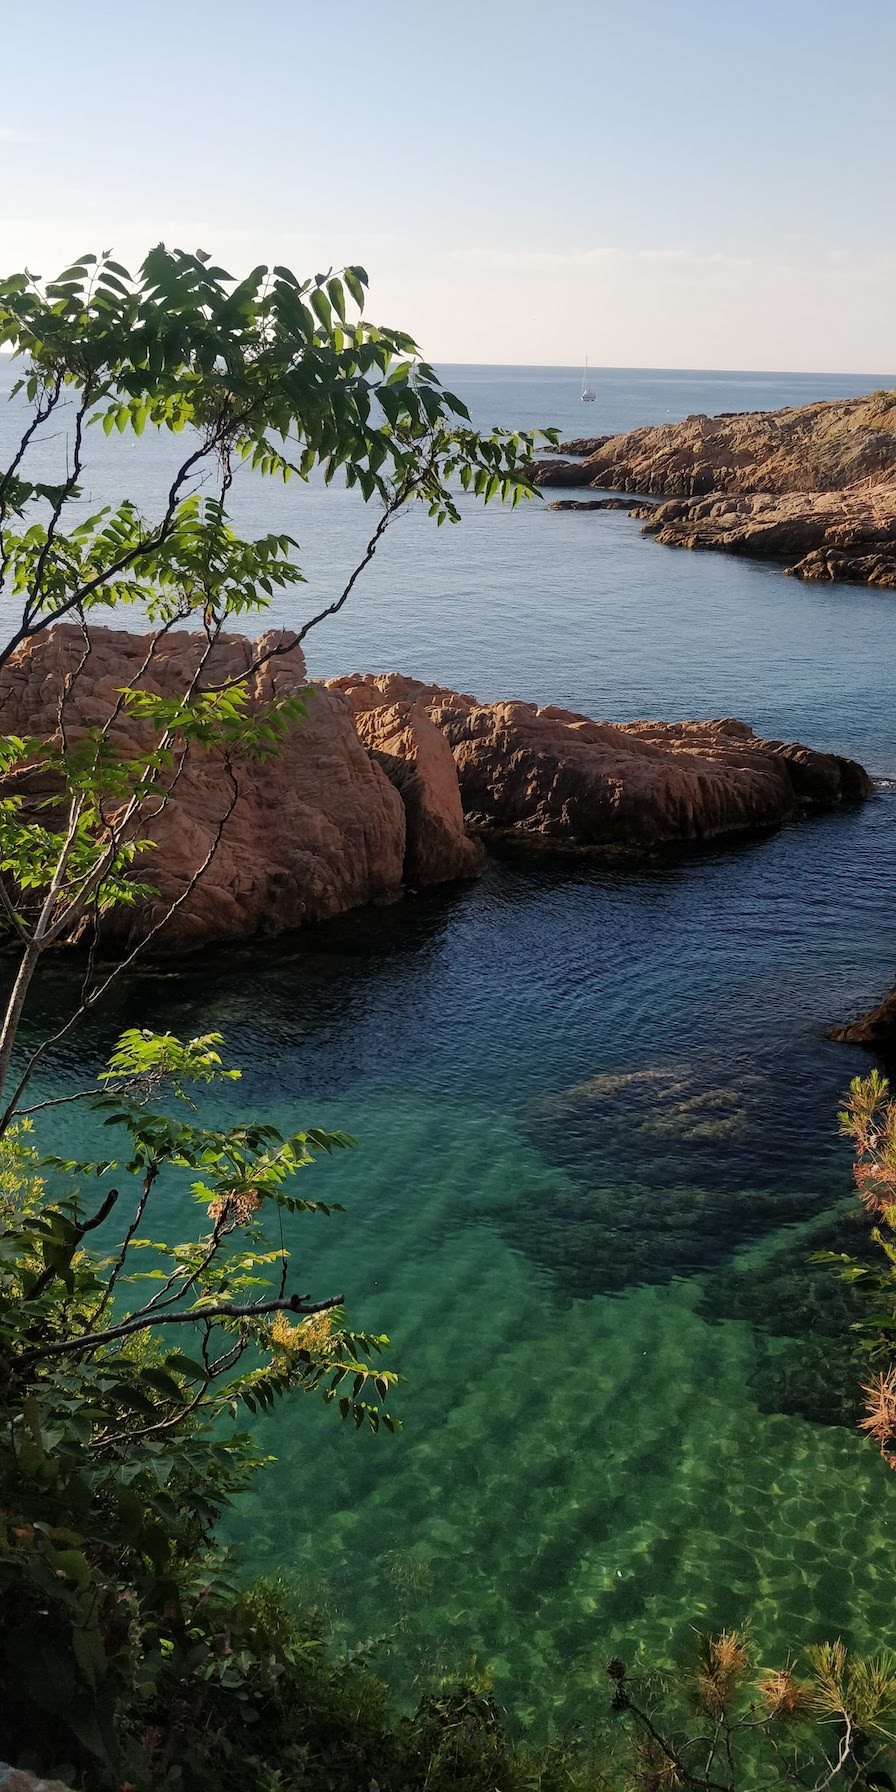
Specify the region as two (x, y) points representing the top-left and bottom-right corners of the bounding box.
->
(0, 246), (543, 1786)
(0, 245), (895, 1792)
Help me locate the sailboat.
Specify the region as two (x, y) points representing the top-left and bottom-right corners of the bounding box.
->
(580, 357), (596, 403)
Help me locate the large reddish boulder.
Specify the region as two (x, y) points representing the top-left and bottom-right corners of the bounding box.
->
(0, 626), (407, 951)
(321, 677), (869, 849)
(0, 632), (872, 954)
(413, 691), (870, 847)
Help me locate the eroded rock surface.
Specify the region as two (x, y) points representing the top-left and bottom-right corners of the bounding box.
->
(392, 686), (869, 847)
(537, 394), (896, 585)
(640, 482), (896, 577)
(0, 626), (407, 951)
(573, 395), (896, 499)
(0, 632), (871, 952)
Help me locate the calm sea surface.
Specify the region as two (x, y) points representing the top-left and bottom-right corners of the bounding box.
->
(5, 360), (896, 1720)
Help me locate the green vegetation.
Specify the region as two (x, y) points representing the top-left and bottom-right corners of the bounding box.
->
(1, 247), (896, 1788)
(0, 247), (543, 1785)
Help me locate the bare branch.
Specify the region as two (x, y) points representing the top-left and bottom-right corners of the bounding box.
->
(0, 763), (241, 1130)
(23, 381), (94, 628)
(90, 1163), (159, 1325)
(24, 1188), (119, 1301)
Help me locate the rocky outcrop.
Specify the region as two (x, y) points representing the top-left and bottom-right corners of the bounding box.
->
(0, 1767), (74, 1792)
(0, 626), (408, 951)
(440, 704), (869, 846)
(334, 679), (870, 851)
(829, 986), (896, 1048)
(553, 436), (612, 456)
(548, 496), (654, 513)
(571, 395), (896, 499)
(0, 632), (871, 953)
(326, 674), (486, 885)
(639, 481), (896, 577)
(537, 394), (896, 585)
(529, 457), (594, 487)
(789, 546), (896, 589)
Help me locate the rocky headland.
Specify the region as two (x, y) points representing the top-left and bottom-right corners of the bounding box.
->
(0, 626), (870, 952)
(536, 393), (896, 586)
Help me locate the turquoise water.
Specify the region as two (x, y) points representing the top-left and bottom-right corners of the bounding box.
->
(6, 361), (896, 1719)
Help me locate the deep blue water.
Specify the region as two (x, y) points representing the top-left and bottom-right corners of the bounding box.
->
(5, 359), (896, 1718)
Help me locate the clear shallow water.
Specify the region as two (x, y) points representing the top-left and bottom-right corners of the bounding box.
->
(5, 360), (896, 1720)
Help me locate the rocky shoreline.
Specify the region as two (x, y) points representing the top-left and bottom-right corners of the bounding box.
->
(536, 393), (896, 587)
(830, 986), (896, 1050)
(0, 626), (871, 953)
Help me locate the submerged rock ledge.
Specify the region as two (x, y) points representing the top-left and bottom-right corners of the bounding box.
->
(0, 627), (871, 951)
(536, 393), (896, 587)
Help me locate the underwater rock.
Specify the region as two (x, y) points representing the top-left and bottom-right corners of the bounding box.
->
(510, 1061), (832, 1291)
(698, 1209), (878, 1430)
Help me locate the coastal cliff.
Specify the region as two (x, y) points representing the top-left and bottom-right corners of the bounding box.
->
(0, 628), (870, 952)
(536, 393), (896, 586)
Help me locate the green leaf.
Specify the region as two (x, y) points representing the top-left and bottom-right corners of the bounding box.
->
(326, 277), (346, 323)
(310, 286), (332, 331)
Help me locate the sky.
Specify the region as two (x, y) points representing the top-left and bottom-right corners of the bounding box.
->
(0, 0), (893, 373)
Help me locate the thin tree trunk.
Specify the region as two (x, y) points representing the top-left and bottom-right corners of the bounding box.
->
(0, 941), (42, 1109)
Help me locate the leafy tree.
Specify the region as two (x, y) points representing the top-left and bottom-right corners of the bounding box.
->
(0, 245), (542, 1103)
(0, 246), (542, 1783)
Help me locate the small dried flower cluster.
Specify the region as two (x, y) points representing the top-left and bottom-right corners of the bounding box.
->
(269, 1309), (336, 1356)
(860, 1367), (896, 1469)
(207, 1187), (262, 1227)
(840, 1073), (896, 1217)
(697, 1630), (750, 1713)
(758, 1666), (812, 1719)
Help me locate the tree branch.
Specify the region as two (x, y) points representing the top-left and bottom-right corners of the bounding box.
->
(28, 1291), (345, 1361)
(0, 762), (241, 1130)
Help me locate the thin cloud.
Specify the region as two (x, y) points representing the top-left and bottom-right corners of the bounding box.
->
(0, 126), (40, 145)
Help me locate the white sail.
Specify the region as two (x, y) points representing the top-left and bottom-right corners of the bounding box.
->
(581, 356), (596, 403)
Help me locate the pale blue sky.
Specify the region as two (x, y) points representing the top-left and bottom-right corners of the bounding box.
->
(1, 0), (893, 370)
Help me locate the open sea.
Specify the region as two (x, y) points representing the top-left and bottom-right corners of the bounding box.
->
(5, 359), (896, 1723)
